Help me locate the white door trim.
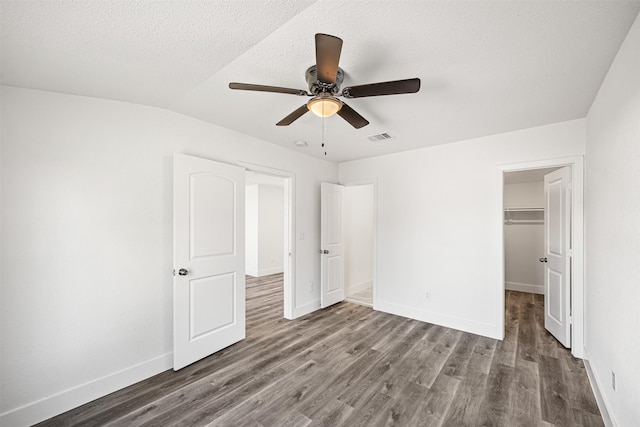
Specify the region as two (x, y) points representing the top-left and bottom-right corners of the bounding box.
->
(238, 162), (296, 320)
(340, 178), (378, 310)
(497, 156), (584, 359)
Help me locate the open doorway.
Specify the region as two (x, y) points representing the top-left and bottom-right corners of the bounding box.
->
(498, 156), (584, 358)
(343, 183), (375, 308)
(503, 167), (559, 296)
(243, 166), (294, 320)
(245, 172), (286, 278)
(504, 166), (572, 348)
(172, 155), (295, 369)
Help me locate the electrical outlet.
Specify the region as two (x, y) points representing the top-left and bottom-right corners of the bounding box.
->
(612, 372), (616, 391)
(425, 292), (431, 301)
(308, 281), (313, 292)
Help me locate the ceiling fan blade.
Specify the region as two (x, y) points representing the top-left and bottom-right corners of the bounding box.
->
(337, 102), (369, 129)
(229, 82), (309, 96)
(342, 78), (421, 98)
(276, 105), (309, 126)
(315, 33), (343, 84)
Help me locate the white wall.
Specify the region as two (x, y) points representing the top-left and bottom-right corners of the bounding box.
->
(0, 86), (337, 425)
(344, 185), (374, 294)
(339, 119), (585, 339)
(245, 184), (283, 277)
(585, 12), (640, 427)
(257, 185), (284, 276)
(504, 182), (544, 294)
(503, 181), (544, 208)
(245, 184), (259, 276)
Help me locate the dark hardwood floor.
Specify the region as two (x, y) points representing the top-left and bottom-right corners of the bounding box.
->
(37, 275), (603, 426)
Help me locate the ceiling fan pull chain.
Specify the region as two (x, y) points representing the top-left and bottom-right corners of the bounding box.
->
(322, 115), (327, 156)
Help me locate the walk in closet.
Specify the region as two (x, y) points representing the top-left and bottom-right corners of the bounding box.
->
(503, 169), (557, 294)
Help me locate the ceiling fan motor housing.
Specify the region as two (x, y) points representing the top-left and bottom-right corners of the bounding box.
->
(305, 65), (344, 95)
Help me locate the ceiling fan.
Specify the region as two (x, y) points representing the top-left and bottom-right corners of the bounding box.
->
(229, 33), (421, 129)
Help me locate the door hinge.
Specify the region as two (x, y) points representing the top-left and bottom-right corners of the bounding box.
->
(567, 249), (573, 257)
(569, 315), (573, 325)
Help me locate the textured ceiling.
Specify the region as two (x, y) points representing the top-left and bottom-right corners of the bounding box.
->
(0, 0), (316, 106)
(2, 1), (639, 162)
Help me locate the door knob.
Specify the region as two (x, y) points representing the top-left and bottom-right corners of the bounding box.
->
(539, 258), (548, 263)
(319, 249), (329, 254)
(178, 268), (189, 276)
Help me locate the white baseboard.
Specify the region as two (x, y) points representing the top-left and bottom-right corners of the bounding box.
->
(256, 266), (284, 277)
(583, 347), (616, 427)
(505, 281), (544, 295)
(344, 297), (373, 308)
(375, 300), (498, 339)
(293, 300), (321, 318)
(346, 280), (373, 296)
(0, 353), (173, 427)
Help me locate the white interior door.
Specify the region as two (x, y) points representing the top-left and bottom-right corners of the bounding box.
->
(543, 167), (571, 348)
(173, 154), (245, 370)
(320, 182), (345, 308)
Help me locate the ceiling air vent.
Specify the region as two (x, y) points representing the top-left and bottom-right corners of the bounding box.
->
(367, 132), (394, 142)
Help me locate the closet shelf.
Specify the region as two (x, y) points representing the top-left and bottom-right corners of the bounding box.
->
(504, 207), (544, 212)
(504, 207), (544, 225)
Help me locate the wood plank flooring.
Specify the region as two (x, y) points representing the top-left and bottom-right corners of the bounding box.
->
(37, 275), (603, 426)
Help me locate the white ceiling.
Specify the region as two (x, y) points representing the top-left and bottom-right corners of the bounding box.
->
(2, 1), (639, 163)
(504, 167), (561, 185)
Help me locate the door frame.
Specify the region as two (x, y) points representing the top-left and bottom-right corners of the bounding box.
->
(341, 178), (378, 310)
(497, 156), (584, 358)
(239, 162), (296, 320)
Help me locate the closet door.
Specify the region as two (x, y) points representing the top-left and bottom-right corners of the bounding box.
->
(543, 167), (571, 348)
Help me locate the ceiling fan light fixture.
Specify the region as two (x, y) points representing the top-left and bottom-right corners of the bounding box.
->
(307, 96), (342, 117)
